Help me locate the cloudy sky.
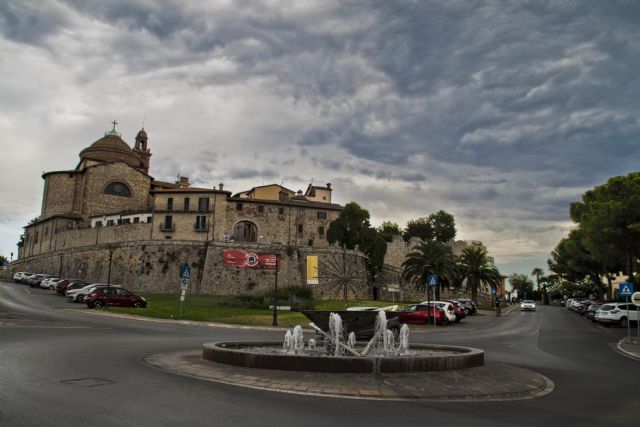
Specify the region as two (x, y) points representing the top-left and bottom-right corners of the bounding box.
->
(1, 0), (639, 280)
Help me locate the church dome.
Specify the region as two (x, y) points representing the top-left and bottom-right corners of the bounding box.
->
(78, 127), (145, 171)
(88, 132), (133, 151)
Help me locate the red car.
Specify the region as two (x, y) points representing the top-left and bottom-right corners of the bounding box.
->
(84, 287), (147, 309)
(446, 300), (467, 322)
(56, 279), (88, 296)
(398, 304), (448, 325)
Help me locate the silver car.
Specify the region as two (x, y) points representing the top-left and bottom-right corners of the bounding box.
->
(520, 300), (536, 311)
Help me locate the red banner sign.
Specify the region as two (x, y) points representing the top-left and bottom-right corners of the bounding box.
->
(223, 250), (277, 269)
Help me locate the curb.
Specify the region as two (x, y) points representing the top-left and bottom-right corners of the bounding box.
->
(616, 337), (640, 361)
(66, 309), (290, 332)
(145, 350), (555, 402)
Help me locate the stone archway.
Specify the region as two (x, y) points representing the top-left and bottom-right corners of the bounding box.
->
(233, 221), (258, 242)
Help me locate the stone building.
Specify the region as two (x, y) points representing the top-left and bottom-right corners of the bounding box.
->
(15, 125), (357, 295)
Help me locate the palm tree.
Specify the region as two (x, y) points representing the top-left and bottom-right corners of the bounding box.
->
(531, 267), (546, 304)
(459, 245), (501, 303)
(401, 240), (455, 299)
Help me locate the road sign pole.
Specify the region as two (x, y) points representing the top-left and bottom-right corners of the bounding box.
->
(179, 289), (186, 320)
(626, 296), (631, 343)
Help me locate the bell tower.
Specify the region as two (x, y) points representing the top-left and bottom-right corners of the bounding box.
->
(133, 128), (152, 174)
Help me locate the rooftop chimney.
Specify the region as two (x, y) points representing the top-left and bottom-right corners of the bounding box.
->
(326, 183), (332, 190)
(218, 183), (224, 191)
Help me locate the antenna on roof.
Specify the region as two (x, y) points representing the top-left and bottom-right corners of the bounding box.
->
(141, 114), (146, 130)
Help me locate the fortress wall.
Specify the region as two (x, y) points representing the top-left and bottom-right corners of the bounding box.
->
(8, 241), (367, 297)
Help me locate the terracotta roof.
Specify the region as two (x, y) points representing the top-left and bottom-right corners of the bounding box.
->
(227, 196), (343, 210)
(151, 187), (231, 195)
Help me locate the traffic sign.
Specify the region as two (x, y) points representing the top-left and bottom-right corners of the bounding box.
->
(180, 263), (192, 279)
(491, 288), (497, 295)
(632, 292), (640, 307)
(428, 275), (438, 287)
(619, 282), (634, 297)
(180, 278), (189, 290)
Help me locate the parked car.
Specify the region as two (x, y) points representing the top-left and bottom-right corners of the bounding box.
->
(66, 284), (120, 303)
(585, 304), (601, 322)
(27, 274), (52, 288)
(40, 277), (62, 290)
(421, 301), (457, 323)
(520, 300), (536, 311)
(456, 298), (477, 315)
(17, 272), (36, 283)
(574, 300), (595, 315)
(569, 299), (591, 312)
(13, 272), (32, 282)
(85, 287), (147, 309)
(56, 279), (88, 295)
(446, 300), (467, 322)
(595, 302), (640, 327)
(398, 304), (448, 325)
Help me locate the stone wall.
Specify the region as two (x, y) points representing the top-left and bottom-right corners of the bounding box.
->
(81, 163), (152, 219)
(42, 173), (77, 219)
(8, 240), (366, 297)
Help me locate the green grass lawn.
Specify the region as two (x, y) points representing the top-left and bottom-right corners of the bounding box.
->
(106, 293), (404, 328)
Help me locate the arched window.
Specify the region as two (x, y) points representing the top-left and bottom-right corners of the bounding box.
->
(104, 182), (131, 197)
(233, 221), (257, 242)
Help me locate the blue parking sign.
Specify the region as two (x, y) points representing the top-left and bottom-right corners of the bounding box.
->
(619, 282), (634, 297)
(428, 275), (438, 287)
(180, 263), (192, 280)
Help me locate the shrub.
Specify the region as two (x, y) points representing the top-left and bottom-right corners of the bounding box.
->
(220, 294), (267, 309)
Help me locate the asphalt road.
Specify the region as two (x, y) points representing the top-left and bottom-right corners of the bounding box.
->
(1, 281), (639, 427)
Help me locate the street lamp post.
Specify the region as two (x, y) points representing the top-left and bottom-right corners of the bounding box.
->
(272, 254), (279, 327)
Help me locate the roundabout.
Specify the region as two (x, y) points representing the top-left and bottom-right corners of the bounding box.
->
(145, 348), (554, 402)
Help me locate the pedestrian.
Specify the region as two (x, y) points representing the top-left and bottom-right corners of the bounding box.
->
(495, 297), (501, 316)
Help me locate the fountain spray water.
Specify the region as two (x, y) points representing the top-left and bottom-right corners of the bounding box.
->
(347, 332), (356, 349)
(398, 324), (409, 355)
(283, 311), (410, 357)
(283, 325), (305, 354)
(328, 312), (344, 356)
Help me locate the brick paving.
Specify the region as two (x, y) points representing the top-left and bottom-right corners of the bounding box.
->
(145, 350), (554, 402)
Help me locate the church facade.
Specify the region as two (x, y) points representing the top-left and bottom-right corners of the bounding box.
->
(14, 125), (361, 295)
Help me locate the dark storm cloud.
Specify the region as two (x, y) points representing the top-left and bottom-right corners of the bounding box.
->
(2, 0), (639, 275)
(228, 168), (278, 181)
(0, 1), (69, 45)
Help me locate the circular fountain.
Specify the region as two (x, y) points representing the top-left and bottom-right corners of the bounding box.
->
(202, 311), (484, 373)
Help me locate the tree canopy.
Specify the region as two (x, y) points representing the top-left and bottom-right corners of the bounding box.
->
(377, 221), (402, 242)
(327, 202), (387, 274)
(509, 273), (534, 298)
(569, 172), (640, 281)
(403, 210), (456, 243)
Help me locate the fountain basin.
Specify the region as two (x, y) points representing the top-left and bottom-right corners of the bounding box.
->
(202, 341), (484, 373)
